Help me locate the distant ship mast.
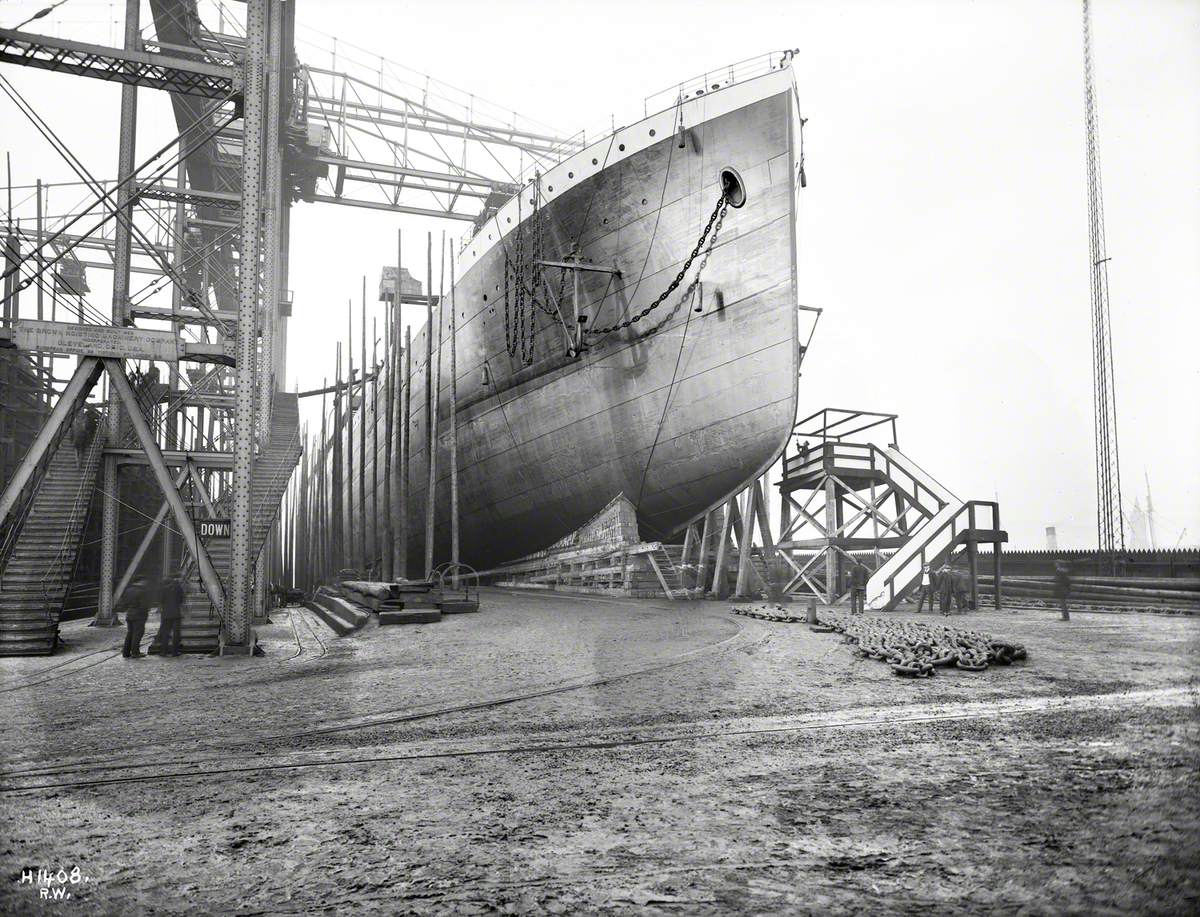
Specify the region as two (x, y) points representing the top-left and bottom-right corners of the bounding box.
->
(1082, 0), (1124, 566)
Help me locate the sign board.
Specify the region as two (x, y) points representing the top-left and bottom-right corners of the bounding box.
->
(198, 518), (232, 539)
(12, 320), (180, 362)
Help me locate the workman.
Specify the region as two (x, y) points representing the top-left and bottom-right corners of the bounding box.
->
(120, 578), (151, 659)
(915, 563), (937, 613)
(848, 561), (869, 614)
(950, 567), (970, 614)
(1054, 561), (1072, 621)
(938, 564), (956, 615)
(153, 574), (184, 656)
(71, 410), (96, 468)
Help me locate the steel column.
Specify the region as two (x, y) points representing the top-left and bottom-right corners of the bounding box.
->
(98, 0), (140, 626)
(225, 0), (268, 652)
(258, 0), (284, 446)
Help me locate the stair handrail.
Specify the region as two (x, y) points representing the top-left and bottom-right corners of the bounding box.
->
(0, 408), (87, 582)
(248, 413), (303, 557)
(865, 499), (1000, 610)
(867, 445), (957, 519)
(175, 405), (301, 588)
(38, 423), (106, 622)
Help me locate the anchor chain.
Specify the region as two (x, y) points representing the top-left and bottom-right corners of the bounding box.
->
(586, 190), (729, 337)
(729, 605), (1027, 678)
(501, 185), (729, 361)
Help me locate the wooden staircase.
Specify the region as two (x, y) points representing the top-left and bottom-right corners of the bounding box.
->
(0, 428), (104, 655)
(749, 550), (775, 594)
(179, 393), (302, 652)
(646, 545), (688, 600)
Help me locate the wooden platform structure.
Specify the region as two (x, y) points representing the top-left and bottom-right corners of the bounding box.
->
(768, 408), (1007, 610)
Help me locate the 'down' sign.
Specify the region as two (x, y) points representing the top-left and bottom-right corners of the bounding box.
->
(198, 519), (232, 539)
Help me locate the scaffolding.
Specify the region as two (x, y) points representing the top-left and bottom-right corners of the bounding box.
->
(0, 0), (581, 655)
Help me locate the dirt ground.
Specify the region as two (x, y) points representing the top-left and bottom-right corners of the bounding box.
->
(1, 591), (1197, 915)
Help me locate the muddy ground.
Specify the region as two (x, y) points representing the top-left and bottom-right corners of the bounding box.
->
(1, 591), (1197, 914)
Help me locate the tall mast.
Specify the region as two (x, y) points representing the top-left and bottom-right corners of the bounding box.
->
(1082, 0), (1124, 567)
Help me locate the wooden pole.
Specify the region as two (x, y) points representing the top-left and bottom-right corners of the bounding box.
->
(734, 483), (757, 597)
(449, 252), (460, 579)
(319, 386), (329, 584)
(382, 264), (394, 581)
(712, 496), (739, 599)
(697, 508), (715, 593)
(399, 325), (411, 579)
(425, 231), (433, 438)
(387, 228), (403, 580)
(345, 301), (356, 572)
(332, 348), (344, 576)
(360, 279), (368, 572)
(424, 233), (444, 579)
(371, 314), (379, 576)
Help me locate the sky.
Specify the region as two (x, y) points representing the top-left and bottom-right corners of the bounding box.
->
(1, 0), (1197, 549)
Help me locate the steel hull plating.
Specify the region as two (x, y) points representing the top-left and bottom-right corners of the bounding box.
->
(343, 68), (801, 571)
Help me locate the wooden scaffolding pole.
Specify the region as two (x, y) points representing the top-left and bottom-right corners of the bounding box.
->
(359, 279), (367, 571)
(371, 314), (379, 574)
(344, 306), (355, 570)
(424, 233), (444, 579)
(399, 324), (411, 579)
(387, 228), (403, 579)
(449, 254), (460, 576)
(331, 348), (344, 575)
(382, 257), (395, 581)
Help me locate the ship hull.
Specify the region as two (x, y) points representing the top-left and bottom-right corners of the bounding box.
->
(341, 67), (801, 573)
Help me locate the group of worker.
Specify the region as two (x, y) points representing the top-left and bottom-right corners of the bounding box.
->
(914, 562), (972, 615)
(117, 574), (185, 658)
(843, 559), (973, 615)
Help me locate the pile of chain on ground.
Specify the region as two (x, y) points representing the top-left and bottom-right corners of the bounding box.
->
(818, 611), (1027, 677)
(730, 603), (806, 623)
(730, 604), (1028, 677)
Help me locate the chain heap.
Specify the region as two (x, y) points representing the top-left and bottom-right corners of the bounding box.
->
(587, 190), (729, 337)
(729, 605), (1027, 678)
(819, 612), (1027, 677)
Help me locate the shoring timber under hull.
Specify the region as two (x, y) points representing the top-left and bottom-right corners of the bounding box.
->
(338, 66), (802, 573)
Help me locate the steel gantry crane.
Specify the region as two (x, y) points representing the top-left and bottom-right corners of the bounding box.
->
(0, 0), (581, 655)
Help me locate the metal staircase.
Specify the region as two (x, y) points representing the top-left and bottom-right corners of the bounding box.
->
(179, 392), (301, 651)
(0, 425), (104, 655)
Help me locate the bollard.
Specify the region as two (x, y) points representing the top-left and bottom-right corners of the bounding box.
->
(806, 599), (817, 624)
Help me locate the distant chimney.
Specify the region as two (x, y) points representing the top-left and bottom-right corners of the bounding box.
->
(1045, 526), (1058, 551)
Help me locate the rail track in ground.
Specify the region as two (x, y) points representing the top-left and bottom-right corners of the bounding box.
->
(0, 607), (754, 782)
(1, 685), (1192, 795)
(0, 645), (124, 694)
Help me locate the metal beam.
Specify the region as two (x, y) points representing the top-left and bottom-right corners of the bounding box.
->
(105, 359), (225, 612)
(135, 182), (242, 210)
(310, 193), (477, 221)
(313, 154), (517, 193)
(107, 448), (234, 469)
(129, 304), (238, 324)
(0, 27), (239, 99)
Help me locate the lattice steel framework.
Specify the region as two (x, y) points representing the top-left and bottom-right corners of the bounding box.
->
(0, 27), (239, 99)
(1082, 0), (1124, 563)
